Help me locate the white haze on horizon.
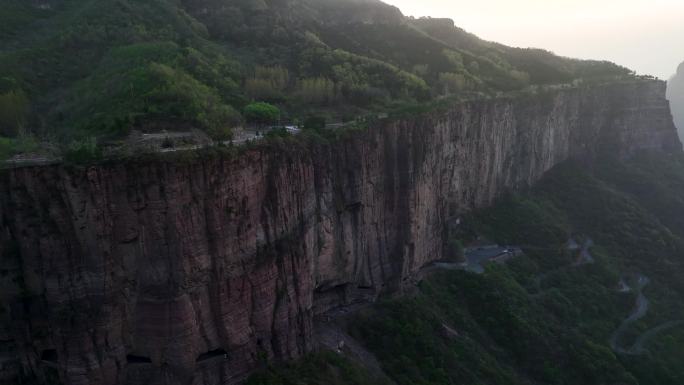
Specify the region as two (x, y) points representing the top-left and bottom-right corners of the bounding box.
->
(383, 0), (684, 80)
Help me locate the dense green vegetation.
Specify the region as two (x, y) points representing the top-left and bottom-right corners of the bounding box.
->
(0, 135), (39, 160)
(351, 265), (635, 385)
(246, 350), (390, 385)
(244, 102), (281, 127)
(249, 153), (684, 385)
(0, 0), (635, 158)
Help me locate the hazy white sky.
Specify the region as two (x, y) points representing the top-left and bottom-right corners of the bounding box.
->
(384, 0), (684, 79)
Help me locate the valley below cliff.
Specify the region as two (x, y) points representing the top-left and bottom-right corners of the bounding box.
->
(0, 80), (681, 385)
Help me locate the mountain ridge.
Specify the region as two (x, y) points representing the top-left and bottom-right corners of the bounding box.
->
(0, 0), (635, 148)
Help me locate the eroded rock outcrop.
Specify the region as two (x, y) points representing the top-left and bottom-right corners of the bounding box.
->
(0, 80), (679, 385)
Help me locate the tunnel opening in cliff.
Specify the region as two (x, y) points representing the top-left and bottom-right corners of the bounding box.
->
(40, 349), (57, 363)
(126, 355), (152, 364)
(196, 348), (228, 362)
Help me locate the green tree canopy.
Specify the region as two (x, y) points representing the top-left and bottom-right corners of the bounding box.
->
(0, 88), (29, 137)
(244, 102), (280, 126)
(0, 76), (29, 136)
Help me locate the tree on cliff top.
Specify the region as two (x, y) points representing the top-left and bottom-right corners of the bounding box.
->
(244, 102), (280, 127)
(0, 77), (29, 137)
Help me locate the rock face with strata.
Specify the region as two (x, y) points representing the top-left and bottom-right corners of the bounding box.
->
(0, 80), (679, 385)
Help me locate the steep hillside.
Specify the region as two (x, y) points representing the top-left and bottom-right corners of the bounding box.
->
(0, 0), (634, 148)
(667, 62), (684, 137)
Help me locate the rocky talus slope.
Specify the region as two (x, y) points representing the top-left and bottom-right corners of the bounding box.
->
(0, 80), (679, 385)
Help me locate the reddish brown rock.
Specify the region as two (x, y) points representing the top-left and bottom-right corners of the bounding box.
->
(0, 81), (679, 385)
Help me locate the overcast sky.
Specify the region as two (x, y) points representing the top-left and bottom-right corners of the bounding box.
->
(383, 0), (684, 80)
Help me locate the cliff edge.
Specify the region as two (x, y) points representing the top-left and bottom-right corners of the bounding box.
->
(0, 80), (679, 385)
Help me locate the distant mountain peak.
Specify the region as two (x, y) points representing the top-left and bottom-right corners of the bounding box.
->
(667, 60), (684, 134)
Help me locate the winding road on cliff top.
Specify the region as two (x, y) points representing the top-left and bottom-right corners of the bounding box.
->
(3, 124), (359, 167)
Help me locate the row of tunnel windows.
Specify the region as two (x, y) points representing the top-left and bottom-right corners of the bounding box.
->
(41, 348), (229, 365)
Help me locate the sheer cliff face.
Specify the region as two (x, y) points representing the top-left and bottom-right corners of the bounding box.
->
(0, 81), (679, 385)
